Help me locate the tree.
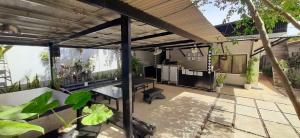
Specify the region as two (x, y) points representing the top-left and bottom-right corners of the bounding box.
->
(243, 0), (300, 119)
(195, 0), (300, 118)
(261, 0), (300, 30)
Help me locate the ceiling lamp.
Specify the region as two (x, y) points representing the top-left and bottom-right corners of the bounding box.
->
(0, 23), (20, 34)
(191, 43), (198, 54)
(153, 47), (162, 55)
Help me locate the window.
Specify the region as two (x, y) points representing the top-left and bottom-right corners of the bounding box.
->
(212, 54), (247, 74)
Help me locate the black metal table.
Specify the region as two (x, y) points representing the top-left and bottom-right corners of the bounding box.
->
(91, 85), (123, 111)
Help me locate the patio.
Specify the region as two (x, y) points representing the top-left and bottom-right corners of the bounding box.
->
(98, 80), (300, 138)
(0, 0), (299, 138)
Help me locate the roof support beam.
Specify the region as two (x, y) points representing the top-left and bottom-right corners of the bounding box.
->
(251, 38), (289, 57)
(79, 0), (207, 43)
(89, 31), (173, 48)
(57, 18), (121, 44)
(132, 40), (194, 50)
(120, 15), (133, 138)
(179, 49), (186, 57)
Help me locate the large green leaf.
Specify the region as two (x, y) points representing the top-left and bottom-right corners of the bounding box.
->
(65, 90), (91, 110)
(0, 120), (44, 136)
(22, 91), (59, 114)
(81, 104), (113, 125)
(0, 104), (36, 120)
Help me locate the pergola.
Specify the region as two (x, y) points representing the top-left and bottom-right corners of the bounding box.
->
(0, 0), (227, 137)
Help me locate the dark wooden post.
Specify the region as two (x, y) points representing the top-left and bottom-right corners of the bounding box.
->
(121, 15), (133, 138)
(48, 42), (55, 89)
(207, 45), (213, 92)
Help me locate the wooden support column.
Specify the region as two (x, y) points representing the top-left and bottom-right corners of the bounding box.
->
(207, 46), (213, 92)
(121, 15), (133, 138)
(48, 42), (55, 89)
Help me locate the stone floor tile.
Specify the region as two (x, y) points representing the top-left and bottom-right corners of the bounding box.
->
(256, 100), (279, 111)
(209, 110), (234, 126)
(236, 97), (256, 107)
(259, 109), (289, 125)
(264, 121), (298, 138)
(236, 105), (259, 118)
(201, 122), (263, 138)
(214, 101), (235, 112)
(234, 114), (266, 137)
(277, 103), (297, 115)
(218, 94), (236, 104)
(285, 113), (300, 128)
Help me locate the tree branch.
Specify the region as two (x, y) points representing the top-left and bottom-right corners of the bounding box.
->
(261, 0), (300, 30)
(244, 0), (300, 119)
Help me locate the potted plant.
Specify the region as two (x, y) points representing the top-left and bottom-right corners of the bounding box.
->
(215, 73), (227, 92)
(22, 90), (113, 138)
(245, 58), (258, 90)
(132, 57), (143, 77)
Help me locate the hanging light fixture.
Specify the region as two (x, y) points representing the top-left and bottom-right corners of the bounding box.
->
(153, 47), (162, 55)
(0, 23), (20, 34)
(191, 43), (198, 54)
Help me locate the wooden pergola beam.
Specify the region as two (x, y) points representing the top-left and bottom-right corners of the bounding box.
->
(79, 0), (207, 43)
(89, 31), (173, 48)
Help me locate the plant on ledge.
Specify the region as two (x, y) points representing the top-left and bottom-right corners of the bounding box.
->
(245, 57), (258, 90)
(22, 90), (113, 137)
(215, 73), (227, 92)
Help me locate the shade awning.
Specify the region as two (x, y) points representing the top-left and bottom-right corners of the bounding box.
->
(0, 0), (225, 49)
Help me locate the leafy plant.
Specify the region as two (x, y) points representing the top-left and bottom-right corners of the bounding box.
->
(245, 57), (258, 84)
(0, 120), (44, 137)
(132, 57), (143, 75)
(22, 90), (113, 130)
(25, 75), (41, 89)
(31, 74), (40, 89)
(216, 73), (227, 86)
(278, 59), (289, 71)
(0, 99), (44, 137)
(39, 50), (49, 62)
(0, 45), (12, 59)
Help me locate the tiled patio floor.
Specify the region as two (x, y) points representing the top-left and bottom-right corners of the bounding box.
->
(98, 82), (300, 138)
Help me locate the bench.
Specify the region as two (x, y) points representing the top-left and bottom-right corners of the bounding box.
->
(143, 88), (165, 104)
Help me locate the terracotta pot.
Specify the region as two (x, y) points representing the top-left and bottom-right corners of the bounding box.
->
(58, 125), (79, 138)
(244, 84), (251, 90)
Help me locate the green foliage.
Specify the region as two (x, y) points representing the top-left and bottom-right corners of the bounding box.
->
(196, 0), (300, 34)
(39, 50), (49, 62)
(0, 92), (50, 136)
(31, 74), (40, 88)
(132, 57), (143, 74)
(287, 69), (300, 89)
(0, 45), (12, 58)
(25, 74), (41, 89)
(22, 90), (112, 129)
(0, 120), (44, 137)
(65, 91), (91, 110)
(22, 91), (60, 115)
(278, 59), (289, 71)
(81, 104), (113, 126)
(246, 57), (258, 84)
(0, 104), (36, 120)
(216, 73), (227, 86)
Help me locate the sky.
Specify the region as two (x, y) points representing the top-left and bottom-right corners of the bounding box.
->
(199, 3), (300, 36)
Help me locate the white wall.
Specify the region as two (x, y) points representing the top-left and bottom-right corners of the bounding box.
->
(4, 46), (119, 84)
(213, 41), (261, 86)
(170, 48), (208, 71)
